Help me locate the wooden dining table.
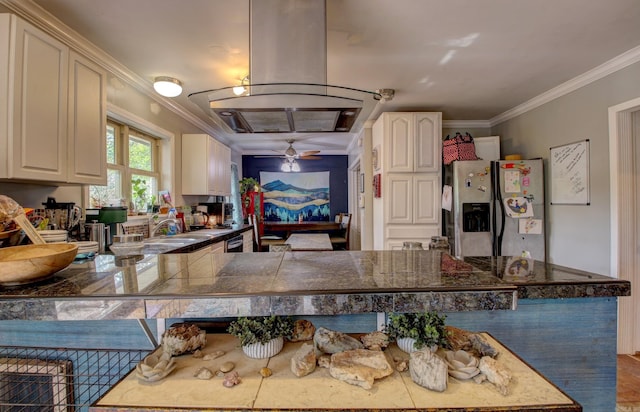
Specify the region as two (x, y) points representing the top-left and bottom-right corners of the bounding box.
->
(263, 221), (340, 237)
(285, 233), (333, 251)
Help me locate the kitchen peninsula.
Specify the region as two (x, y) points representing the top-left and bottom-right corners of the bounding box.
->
(0, 248), (630, 411)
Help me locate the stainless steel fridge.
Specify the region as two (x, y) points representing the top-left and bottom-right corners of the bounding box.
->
(442, 159), (546, 260)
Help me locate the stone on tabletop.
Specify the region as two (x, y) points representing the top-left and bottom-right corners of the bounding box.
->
(161, 323), (206, 356)
(223, 371), (241, 388)
(360, 331), (390, 351)
(192, 349), (203, 359)
(478, 356), (512, 396)
(291, 343), (317, 377)
(409, 349), (448, 392)
(290, 319), (316, 342)
(329, 348), (394, 389)
(220, 361), (235, 373)
(314, 327), (364, 354)
(470, 333), (499, 358)
(203, 350), (225, 361)
(317, 354), (331, 368)
(260, 367), (272, 378)
(194, 367), (214, 380)
(445, 325), (474, 352)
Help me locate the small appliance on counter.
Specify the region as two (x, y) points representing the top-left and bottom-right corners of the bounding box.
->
(85, 206), (128, 246)
(197, 201), (234, 228)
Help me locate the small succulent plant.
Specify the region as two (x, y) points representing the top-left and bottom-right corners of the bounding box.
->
(227, 316), (294, 346)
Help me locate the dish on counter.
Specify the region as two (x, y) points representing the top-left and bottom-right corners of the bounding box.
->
(0, 243), (78, 285)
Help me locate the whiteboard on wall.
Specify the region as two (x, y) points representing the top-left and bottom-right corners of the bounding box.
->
(550, 140), (590, 205)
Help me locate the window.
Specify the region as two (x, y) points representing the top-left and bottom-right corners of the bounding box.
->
(89, 120), (160, 212)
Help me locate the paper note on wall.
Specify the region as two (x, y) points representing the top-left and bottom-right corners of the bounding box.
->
(504, 170), (521, 193)
(519, 218), (542, 234)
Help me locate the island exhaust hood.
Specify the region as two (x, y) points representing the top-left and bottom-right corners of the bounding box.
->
(189, 0), (382, 133)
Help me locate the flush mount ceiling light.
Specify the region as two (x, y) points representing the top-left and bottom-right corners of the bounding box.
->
(153, 76), (183, 97)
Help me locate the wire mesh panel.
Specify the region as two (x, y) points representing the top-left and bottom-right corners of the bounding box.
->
(0, 346), (150, 412)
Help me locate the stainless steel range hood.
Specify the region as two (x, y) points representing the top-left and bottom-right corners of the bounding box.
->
(189, 0), (381, 133)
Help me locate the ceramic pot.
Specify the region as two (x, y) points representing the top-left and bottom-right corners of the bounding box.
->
(242, 336), (284, 359)
(396, 337), (437, 353)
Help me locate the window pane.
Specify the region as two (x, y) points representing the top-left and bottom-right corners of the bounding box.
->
(129, 136), (152, 171)
(106, 124), (116, 164)
(89, 169), (121, 208)
(131, 174), (156, 212)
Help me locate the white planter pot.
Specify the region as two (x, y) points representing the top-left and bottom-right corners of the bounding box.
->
(241, 336), (284, 359)
(397, 337), (418, 353)
(397, 337), (437, 354)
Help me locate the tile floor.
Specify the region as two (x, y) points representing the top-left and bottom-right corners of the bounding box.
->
(617, 354), (640, 412)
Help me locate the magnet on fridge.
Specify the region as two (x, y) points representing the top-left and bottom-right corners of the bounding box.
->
(468, 173), (474, 177)
(465, 178), (471, 188)
(478, 185), (487, 192)
(522, 176), (530, 187)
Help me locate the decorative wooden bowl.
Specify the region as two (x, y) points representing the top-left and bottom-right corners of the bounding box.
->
(0, 243), (79, 285)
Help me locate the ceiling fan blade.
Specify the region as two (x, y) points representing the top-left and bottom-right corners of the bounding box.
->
(299, 155), (322, 160)
(299, 150), (321, 157)
(253, 155), (284, 158)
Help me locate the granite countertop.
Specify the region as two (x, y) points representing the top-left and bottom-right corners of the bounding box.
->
(0, 240), (630, 321)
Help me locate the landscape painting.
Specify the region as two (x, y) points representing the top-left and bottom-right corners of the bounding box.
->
(259, 171), (330, 221)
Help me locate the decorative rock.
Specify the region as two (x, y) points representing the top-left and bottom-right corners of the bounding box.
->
(360, 331), (389, 351)
(290, 319), (316, 342)
(260, 367), (272, 378)
(445, 326), (473, 352)
(329, 349), (394, 389)
(161, 323), (206, 356)
(317, 354), (331, 368)
(409, 349), (448, 392)
(396, 359), (409, 372)
(314, 327), (364, 354)
(135, 351), (176, 382)
(192, 350), (203, 359)
(291, 343), (316, 377)
(470, 334), (499, 358)
(220, 361), (235, 373)
(194, 367), (214, 380)
(223, 371), (241, 387)
(478, 356), (512, 395)
(203, 350), (225, 361)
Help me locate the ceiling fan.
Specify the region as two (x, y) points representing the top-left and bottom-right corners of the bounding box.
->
(257, 139), (322, 160)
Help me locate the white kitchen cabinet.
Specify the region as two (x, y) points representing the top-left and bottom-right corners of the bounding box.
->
(67, 50), (107, 184)
(372, 112), (442, 250)
(380, 112), (441, 173)
(182, 134), (231, 196)
(0, 14), (106, 184)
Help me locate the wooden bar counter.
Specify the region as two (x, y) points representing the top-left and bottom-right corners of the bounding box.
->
(92, 333), (580, 411)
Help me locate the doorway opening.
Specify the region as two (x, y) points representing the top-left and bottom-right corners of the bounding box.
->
(609, 97), (640, 354)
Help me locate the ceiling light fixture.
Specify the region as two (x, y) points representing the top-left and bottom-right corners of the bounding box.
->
(153, 76), (183, 97)
(281, 158), (301, 172)
(232, 76), (250, 96)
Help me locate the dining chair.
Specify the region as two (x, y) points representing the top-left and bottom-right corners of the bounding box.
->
(249, 214), (285, 252)
(330, 213), (351, 250)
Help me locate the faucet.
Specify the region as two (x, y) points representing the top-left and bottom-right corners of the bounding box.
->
(149, 217), (182, 237)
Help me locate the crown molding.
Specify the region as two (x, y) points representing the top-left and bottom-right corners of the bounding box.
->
(442, 120), (491, 129)
(490, 45), (640, 127)
(1, 0), (222, 138)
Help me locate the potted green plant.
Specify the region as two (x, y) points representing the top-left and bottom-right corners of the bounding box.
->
(227, 315), (294, 358)
(239, 177), (260, 195)
(384, 311), (450, 353)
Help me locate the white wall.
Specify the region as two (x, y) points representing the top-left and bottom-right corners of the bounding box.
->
(492, 61), (640, 274)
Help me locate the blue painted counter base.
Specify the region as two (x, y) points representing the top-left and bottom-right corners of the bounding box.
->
(0, 297), (616, 411)
(446, 297), (618, 412)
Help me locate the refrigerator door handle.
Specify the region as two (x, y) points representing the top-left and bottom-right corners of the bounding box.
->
(491, 161), (506, 256)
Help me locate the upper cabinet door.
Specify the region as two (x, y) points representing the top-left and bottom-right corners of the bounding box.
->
(414, 112), (442, 173)
(4, 15), (69, 181)
(67, 51), (107, 184)
(385, 113), (413, 173)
